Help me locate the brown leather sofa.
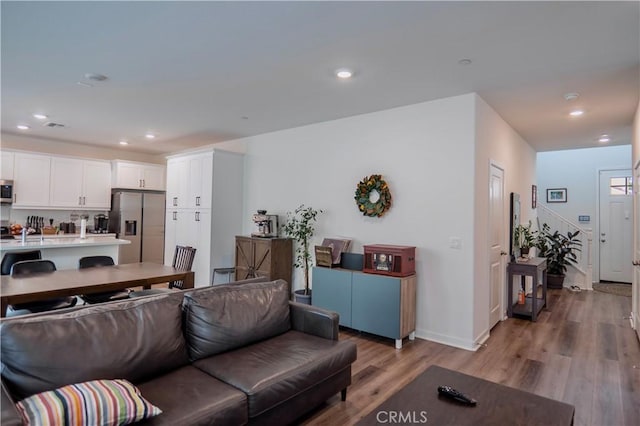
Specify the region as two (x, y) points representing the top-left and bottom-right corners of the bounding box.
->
(0, 279), (357, 425)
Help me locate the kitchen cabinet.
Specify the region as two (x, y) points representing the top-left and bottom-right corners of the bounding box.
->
(166, 152), (213, 209)
(13, 153), (51, 207)
(312, 267), (417, 348)
(0, 151), (14, 180)
(164, 149), (244, 287)
(112, 160), (165, 190)
(50, 157), (111, 209)
(235, 236), (293, 294)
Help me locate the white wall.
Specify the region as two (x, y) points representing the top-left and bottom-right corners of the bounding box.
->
(227, 94), (478, 349)
(537, 145), (632, 281)
(473, 95), (538, 346)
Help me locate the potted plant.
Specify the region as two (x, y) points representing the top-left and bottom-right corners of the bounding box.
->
(536, 223), (582, 289)
(514, 220), (536, 257)
(282, 204), (323, 304)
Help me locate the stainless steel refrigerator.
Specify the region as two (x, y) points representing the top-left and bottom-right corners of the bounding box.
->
(110, 191), (165, 264)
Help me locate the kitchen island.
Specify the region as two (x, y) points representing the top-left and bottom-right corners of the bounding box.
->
(0, 236), (130, 270)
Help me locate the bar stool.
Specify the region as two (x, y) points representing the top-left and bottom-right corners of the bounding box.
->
(212, 267), (235, 285)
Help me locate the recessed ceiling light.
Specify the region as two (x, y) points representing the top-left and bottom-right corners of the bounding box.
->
(76, 81), (93, 88)
(458, 58), (472, 65)
(145, 132), (156, 139)
(119, 140), (129, 145)
(564, 92), (579, 101)
(569, 109), (584, 117)
(335, 68), (353, 79)
(598, 135), (611, 143)
(16, 124), (30, 130)
(33, 113), (48, 120)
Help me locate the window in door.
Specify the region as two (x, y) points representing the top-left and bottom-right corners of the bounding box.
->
(609, 177), (632, 195)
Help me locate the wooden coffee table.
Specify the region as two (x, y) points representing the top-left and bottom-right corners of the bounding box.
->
(357, 365), (574, 425)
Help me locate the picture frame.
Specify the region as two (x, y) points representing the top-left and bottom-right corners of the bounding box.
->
(532, 185), (537, 209)
(546, 188), (567, 203)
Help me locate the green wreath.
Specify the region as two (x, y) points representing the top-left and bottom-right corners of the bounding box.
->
(354, 174), (392, 217)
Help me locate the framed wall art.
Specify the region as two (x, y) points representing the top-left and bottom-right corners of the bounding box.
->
(546, 188), (567, 203)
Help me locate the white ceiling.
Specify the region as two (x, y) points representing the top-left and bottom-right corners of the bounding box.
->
(2, 1), (638, 154)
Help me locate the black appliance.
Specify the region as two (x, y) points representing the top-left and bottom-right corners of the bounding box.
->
(93, 214), (109, 233)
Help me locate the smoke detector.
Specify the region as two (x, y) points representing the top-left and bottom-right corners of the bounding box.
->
(44, 122), (65, 128)
(84, 73), (108, 82)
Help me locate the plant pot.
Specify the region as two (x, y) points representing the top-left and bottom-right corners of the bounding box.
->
(547, 273), (565, 289)
(294, 289), (312, 305)
(520, 247), (530, 257)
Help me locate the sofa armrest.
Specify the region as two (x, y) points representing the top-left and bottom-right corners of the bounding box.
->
(289, 301), (339, 340)
(1, 381), (22, 426)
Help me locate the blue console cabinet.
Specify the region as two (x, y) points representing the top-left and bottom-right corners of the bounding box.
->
(312, 267), (417, 348)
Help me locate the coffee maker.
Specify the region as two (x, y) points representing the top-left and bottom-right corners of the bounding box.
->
(251, 210), (278, 238)
(93, 214), (109, 234)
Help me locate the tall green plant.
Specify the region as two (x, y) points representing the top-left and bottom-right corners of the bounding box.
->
(282, 204), (323, 295)
(536, 223), (582, 275)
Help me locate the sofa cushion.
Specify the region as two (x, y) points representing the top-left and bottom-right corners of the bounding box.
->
(136, 366), (247, 426)
(15, 379), (161, 426)
(1, 293), (189, 399)
(193, 330), (358, 418)
(184, 279), (291, 360)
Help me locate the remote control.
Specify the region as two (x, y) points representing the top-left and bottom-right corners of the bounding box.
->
(437, 386), (477, 406)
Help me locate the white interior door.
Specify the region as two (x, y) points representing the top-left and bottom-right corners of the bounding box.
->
(633, 164), (640, 341)
(489, 163), (505, 328)
(599, 169), (633, 283)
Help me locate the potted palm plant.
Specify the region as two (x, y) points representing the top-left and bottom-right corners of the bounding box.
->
(536, 223), (582, 289)
(282, 204), (323, 304)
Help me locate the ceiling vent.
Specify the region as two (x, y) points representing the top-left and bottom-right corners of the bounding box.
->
(44, 122), (65, 128)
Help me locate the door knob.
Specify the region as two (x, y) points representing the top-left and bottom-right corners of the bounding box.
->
(601, 239), (606, 243)
(633, 260), (640, 266)
(601, 232), (606, 236)
(500, 251), (508, 256)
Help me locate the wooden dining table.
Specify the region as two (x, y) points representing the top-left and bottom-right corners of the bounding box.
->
(0, 262), (194, 318)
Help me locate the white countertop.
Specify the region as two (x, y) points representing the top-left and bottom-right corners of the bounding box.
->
(0, 237), (130, 252)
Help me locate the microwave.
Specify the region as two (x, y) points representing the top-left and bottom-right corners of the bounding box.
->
(0, 180), (13, 204)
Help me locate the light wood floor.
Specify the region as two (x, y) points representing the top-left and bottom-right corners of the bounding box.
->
(300, 289), (640, 426)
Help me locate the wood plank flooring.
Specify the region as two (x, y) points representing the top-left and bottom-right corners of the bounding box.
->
(300, 289), (640, 426)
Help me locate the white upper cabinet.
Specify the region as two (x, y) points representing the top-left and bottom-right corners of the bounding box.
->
(13, 153), (51, 207)
(112, 160), (165, 190)
(50, 158), (111, 209)
(1, 151), (15, 180)
(167, 152), (213, 209)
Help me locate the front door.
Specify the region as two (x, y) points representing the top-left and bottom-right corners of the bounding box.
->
(599, 169), (633, 283)
(489, 163), (505, 328)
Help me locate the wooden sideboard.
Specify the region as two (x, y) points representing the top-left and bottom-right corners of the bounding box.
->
(312, 267), (416, 348)
(235, 236), (293, 294)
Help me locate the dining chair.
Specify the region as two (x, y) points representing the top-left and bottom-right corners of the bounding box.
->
(1, 250), (42, 275)
(129, 245), (197, 297)
(78, 256), (131, 304)
(7, 259), (78, 315)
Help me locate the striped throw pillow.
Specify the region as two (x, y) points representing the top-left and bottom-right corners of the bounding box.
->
(16, 379), (162, 426)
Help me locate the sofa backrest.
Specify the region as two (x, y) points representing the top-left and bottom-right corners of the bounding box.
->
(1, 293), (189, 399)
(183, 279), (291, 360)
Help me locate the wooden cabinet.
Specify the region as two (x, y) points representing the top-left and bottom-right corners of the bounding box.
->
(312, 267), (417, 348)
(164, 149), (244, 287)
(235, 236), (293, 293)
(50, 157), (111, 209)
(0, 151), (14, 180)
(13, 153), (51, 207)
(112, 160), (165, 190)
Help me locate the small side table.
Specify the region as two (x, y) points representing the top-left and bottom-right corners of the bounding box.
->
(506, 257), (547, 321)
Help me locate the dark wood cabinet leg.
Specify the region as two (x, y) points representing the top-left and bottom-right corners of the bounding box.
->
(341, 388), (347, 401)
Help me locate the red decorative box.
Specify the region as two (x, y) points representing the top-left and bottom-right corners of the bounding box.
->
(363, 244), (416, 277)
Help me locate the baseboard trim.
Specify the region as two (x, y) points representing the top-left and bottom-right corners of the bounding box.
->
(416, 329), (477, 352)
